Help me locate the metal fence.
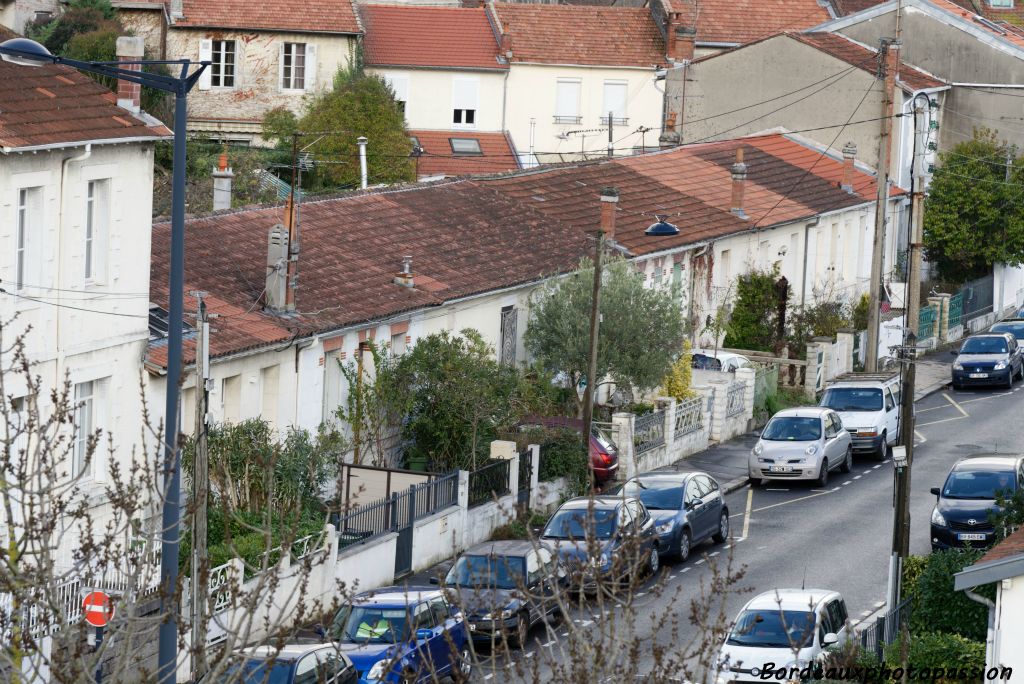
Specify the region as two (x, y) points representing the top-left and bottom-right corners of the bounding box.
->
(961, 273), (995, 322)
(726, 381), (746, 417)
(859, 596), (912, 660)
(753, 363), (778, 408)
(918, 304), (937, 340)
(468, 459), (511, 507)
(674, 396), (704, 439)
(634, 410), (666, 454)
(947, 291), (964, 329)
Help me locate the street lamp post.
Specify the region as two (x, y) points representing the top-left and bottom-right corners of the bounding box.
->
(0, 38), (207, 684)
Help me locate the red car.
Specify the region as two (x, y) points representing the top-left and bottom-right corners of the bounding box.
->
(518, 416), (620, 486)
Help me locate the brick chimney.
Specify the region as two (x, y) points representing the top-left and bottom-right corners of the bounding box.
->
(659, 112), (680, 148)
(115, 36), (144, 114)
(730, 148), (748, 220)
(600, 187), (619, 239)
(668, 23), (697, 63)
(841, 142), (857, 194)
(500, 33), (513, 60)
(212, 151), (234, 211)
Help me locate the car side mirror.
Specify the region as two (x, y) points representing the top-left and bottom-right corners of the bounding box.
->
(429, 576), (440, 585)
(822, 632), (839, 646)
(930, 487), (940, 497)
(415, 628), (433, 641)
(314, 623), (327, 642)
(949, 349), (958, 356)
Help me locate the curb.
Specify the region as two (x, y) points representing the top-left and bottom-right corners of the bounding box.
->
(722, 476), (750, 495)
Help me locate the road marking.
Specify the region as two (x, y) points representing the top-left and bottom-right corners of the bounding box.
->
(860, 610), (872, 617)
(854, 475), (862, 480)
(944, 392), (970, 417)
(561, 632), (569, 637)
(873, 465), (882, 470)
(842, 480), (852, 486)
(753, 489), (833, 513)
(681, 567), (692, 573)
(581, 620), (593, 627)
(766, 488), (790, 491)
(525, 651), (534, 659)
(709, 551), (720, 557)
(544, 641), (556, 648)
(742, 487), (753, 539)
(485, 675), (493, 681)
(917, 415), (967, 427)
(915, 430), (927, 445)
(636, 592), (647, 597)
(695, 559), (706, 565)
(831, 487), (841, 492)
(757, 546), (768, 550)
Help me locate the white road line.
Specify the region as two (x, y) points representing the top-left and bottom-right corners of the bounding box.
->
(860, 610), (872, 616)
(681, 567), (692, 573)
(561, 632), (569, 637)
(917, 415), (967, 427)
(695, 559), (706, 565)
(485, 675), (494, 680)
(874, 601), (885, 608)
(544, 641), (556, 648)
(842, 480), (852, 486)
(915, 430), (927, 445)
(525, 652), (534, 659)
(766, 488), (790, 491)
(810, 489), (828, 492)
(753, 489), (833, 513)
(944, 393), (970, 417)
(757, 546), (768, 550)
(831, 487), (841, 492)
(742, 487), (753, 539)
(853, 475), (862, 480)
(872, 465), (882, 470)
(581, 620), (593, 627)
(636, 592), (647, 597)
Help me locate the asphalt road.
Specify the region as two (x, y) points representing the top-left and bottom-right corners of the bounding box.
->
(466, 377), (1024, 682)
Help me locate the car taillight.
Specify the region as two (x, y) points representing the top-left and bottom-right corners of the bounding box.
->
(601, 452), (615, 465)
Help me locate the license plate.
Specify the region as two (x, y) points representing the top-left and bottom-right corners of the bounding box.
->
(469, 624), (477, 631)
(769, 466), (792, 473)
(957, 533), (987, 541)
(969, 373), (987, 378)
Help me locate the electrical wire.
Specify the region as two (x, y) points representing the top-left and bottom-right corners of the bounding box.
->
(0, 288), (151, 319)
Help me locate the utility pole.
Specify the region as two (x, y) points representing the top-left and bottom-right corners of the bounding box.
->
(285, 133), (300, 312)
(189, 292), (211, 679)
(905, 96), (929, 343)
(607, 111), (614, 158)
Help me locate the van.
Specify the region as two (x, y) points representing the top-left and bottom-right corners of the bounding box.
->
(817, 372), (901, 461)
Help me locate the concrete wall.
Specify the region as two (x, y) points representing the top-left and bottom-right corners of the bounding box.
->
(367, 67), (507, 133)
(116, 6), (167, 59)
(0, 0), (59, 33)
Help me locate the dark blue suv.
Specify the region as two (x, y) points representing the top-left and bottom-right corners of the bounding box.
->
(330, 587), (470, 683)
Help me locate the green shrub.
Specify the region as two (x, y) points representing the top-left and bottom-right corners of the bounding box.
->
(907, 549), (993, 641)
(884, 631), (986, 675)
(490, 520), (528, 541)
(535, 428), (589, 495)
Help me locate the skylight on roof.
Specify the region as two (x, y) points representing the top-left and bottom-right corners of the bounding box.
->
(449, 138), (482, 155)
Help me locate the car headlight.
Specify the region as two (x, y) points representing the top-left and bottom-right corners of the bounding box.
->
(588, 552), (610, 569)
(481, 608), (515, 620)
(994, 361), (1008, 370)
(931, 507), (947, 527)
(656, 520), (675, 535)
(805, 444), (818, 456)
(752, 443), (763, 456)
(367, 659), (388, 681)
(953, 361), (964, 371)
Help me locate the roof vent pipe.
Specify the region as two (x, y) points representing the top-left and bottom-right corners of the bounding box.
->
(394, 256), (415, 288)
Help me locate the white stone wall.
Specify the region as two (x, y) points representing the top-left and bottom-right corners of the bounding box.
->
(367, 67), (507, 133)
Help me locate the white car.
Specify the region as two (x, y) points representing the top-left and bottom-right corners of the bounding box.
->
(748, 407), (853, 487)
(818, 372), (901, 461)
(691, 349), (752, 373)
(714, 589), (850, 684)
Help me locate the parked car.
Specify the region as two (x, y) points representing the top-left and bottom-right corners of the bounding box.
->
(435, 540), (562, 647)
(515, 416), (619, 486)
(713, 589), (849, 684)
(329, 587), (470, 683)
(990, 319), (1024, 342)
(748, 407), (853, 487)
(611, 471), (729, 561)
(541, 495), (659, 591)
(691, 349), (752, 373)
(199, 643), (357, 684)
(929, 454), (1024, 551)
(950, 332), (1023, 390)
(818, 372), (901, 461)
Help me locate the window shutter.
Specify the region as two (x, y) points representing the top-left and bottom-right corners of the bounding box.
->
(602, 81), (628, 119)
(555, 79), (580, 118)
(452, 77), (479, 110)
(304, 43), (317, 90)
(198, 39), (212, 90)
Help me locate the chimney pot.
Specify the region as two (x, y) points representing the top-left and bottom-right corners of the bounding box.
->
(212, 152), (235, 212)
(841, 141), (857, 193)
(600, 187), (619, 240)
(730, 147), (748, 220)
(394, 256), (415, 288)
(115, 36), (145, 114)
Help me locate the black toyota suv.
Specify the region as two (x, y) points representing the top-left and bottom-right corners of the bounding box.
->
(930, 454), (1024, 550)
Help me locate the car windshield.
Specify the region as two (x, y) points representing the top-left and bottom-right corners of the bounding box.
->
(960, 338), (1008, 354)
(543, 508), (616, 539)
(332, 605), (410, 644)
(727, 609), (817, 648)
(761, 417), (821, 441)
(943, 469), (1016, 500)
(205, 658), (292, 683)
(820, 387), (883, 412)
(991, 323), (1024, 339)
(620, 480), (684, 510)
(445, 554), (525, 590)
(692, 354), (723, 371)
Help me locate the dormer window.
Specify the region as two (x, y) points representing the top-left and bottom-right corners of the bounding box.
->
(989, 0), (1013, 7)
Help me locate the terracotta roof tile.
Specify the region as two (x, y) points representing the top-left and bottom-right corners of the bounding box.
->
(978, 525), (1024, 565)
(360, 5), (504, 70)
(0, 60), (170, 151)
(684, 0), (831, 45)
(492, 4), (665, 67)
(147, 133), (882, 367)
(410, 130), (520, 177)
(794, 32), (946, 91)
(175, 0), (361, 34)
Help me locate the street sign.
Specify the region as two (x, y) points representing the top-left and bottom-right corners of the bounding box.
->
(83, 591), (114, 628)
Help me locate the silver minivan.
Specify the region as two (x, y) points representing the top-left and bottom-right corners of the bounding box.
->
(749, 407), (853, 487)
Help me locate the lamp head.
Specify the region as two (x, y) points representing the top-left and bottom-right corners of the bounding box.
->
(0, 38), (54, 67)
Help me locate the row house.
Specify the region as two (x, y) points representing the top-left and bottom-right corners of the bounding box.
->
(145, 131), (899, 453)
(0, 38), (169, 565)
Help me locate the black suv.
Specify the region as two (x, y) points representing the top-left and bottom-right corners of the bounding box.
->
(950, 332), (1023, 389)
(930, 454), (1024, 550)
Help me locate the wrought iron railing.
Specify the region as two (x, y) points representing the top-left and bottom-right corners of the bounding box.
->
(947, 291), (964, 329)
(674, 396), (703, 439)
(918, 304), (937, 340)
(468, 459), (511, 507)
(859, 596), (912, 660)
(634, 410), (665, 454)
(726, 381), (746, 417)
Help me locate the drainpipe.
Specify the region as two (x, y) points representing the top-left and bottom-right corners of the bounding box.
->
(357, 137), (368, 190)
(56, 144), (93, 387)
(800, 217), (819, 312)
(964, 589), (997, 674)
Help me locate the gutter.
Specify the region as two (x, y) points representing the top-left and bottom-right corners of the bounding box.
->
(3, 135), (170, 155)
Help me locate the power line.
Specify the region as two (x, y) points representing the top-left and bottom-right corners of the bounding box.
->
(0, 288), (151, 319)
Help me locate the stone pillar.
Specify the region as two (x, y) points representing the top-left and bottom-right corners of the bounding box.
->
(694, 384), (713, 435)
(709, 379), (729, 442)
(735, 367), (756, 432)
(836, 329), (856, 375)
(115, 36), (144, 113)
(804, 342), (822, 399)
(457, 470), (470, 551)
(612, 412), (635, 480)
(928, 294), (949, 343)
(527, 444), (540, 510)
(660, 397), (677, 446)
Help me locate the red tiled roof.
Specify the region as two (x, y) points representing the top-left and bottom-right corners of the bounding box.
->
(147, 133), (883, 367)
(410, 130), (520, 177)
(492, 4), (665, 67)
(794, 32), (946, 91)
(978, 525), (1024, 565)
(833, 0), (887, 14)
(0, 60), (171, 152)
(360, 6), (504, 70)
(929, 0), (1024, 50)
(174, 0), (361, 34)
(678, 0), (831, 45)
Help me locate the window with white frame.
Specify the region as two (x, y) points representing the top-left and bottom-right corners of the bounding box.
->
(16, 187), (41, 291)
(85, 179), (109, 283)
(73, 380), (97, 477)
(211, 40), (236, 87)
(554, 79), (582, 124)
(452, 77), (478, 128)
(601, 80), (628, 125)
(281, 42), (306, 90)
(989, 0), (1013, 7)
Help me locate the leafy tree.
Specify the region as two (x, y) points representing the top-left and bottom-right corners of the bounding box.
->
(903, 549), (994, 642)
(990, 486), (1024, 541)
(662, 340), (696, 401)
(399, 329), (522, 471)
(924, 129), (1024, 282)
(723, 267), (781, 352)
(524, 255), (687, 415)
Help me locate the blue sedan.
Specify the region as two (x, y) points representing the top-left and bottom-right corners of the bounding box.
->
(611, 471), (729, 561)
(330, 587), (471, 683)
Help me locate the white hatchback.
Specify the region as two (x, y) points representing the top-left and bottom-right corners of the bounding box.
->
(749, 407), (853, 488)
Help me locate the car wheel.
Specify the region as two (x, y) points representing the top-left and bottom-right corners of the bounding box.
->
(817, 459), (829, 487)
(1007, 371), (1015, 389)
(677, 528), (692, 562)
(712, 510), (729, 544)
(840, 446), (853, 474)
(452, 646), (472, 681)
(647, 546), (660, 576)
(874, 433), (888, 462)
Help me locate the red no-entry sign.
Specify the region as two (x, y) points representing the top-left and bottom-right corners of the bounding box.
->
(82, 591), (114, 628)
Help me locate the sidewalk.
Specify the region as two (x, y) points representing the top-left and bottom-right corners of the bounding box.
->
(913, 357), (951, 400)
